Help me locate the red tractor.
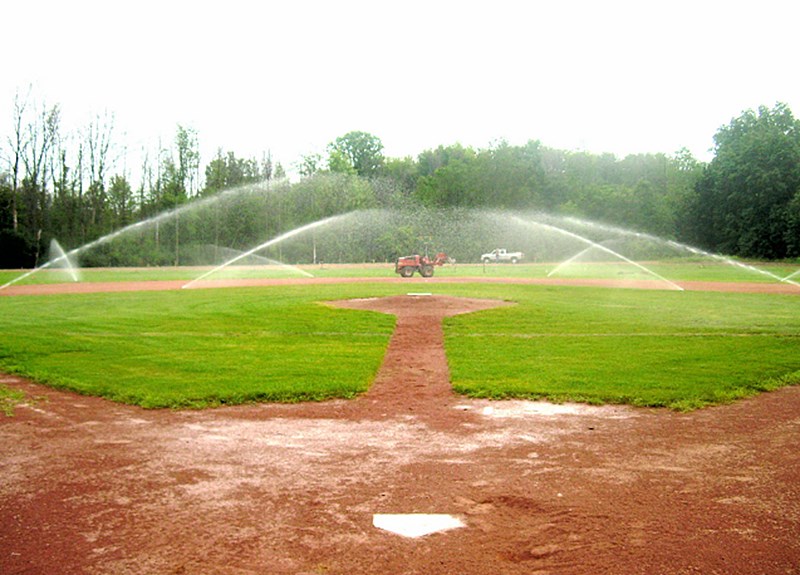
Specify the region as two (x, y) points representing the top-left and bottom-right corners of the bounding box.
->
(395, 252), (448, 278)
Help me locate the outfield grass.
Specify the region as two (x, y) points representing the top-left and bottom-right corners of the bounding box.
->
(1, 259), (798, 287)
(0, 280), (798, 411)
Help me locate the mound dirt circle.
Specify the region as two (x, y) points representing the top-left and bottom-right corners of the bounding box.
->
(1, 284), (799, 574)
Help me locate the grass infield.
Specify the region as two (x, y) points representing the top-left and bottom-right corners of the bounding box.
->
(0, 285), (399, 408)
(444, 284), (800, 410)
(0, 277), (798, 411)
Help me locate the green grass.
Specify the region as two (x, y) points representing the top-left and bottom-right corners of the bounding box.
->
(2, 259), (798, 286)
(443, 284), (800, 409)
(0, 285), (399, 408)
(0, 384), (27, 416)
(0, 279), (798, 411)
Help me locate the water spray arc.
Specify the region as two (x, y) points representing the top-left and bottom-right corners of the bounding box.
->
(3, 197), (798, 294)
(181, 213), (352, 289)
(546, 241), (620, 279)
(1, 264), (46, 290)
(666, 242), (800, 288)
(560, 215), (800, 288)
(0, 181), (280, 291)
(0, 239), (81, 290)
(512, 216), (685, 291)
(192, 245), (314, 278)
(49, 239), (81, 283)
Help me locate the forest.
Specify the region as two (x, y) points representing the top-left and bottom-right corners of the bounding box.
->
(1, 94), (799, 268)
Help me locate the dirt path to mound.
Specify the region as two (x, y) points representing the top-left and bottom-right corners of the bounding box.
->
(327, 295), (514, 427)
(1, 289), (799, 574)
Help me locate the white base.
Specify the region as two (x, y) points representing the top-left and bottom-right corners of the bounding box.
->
(372, 513), (465, 538)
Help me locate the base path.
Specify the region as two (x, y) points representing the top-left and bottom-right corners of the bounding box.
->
(1, 292), (799, 574)
(2, 275), (799, 296)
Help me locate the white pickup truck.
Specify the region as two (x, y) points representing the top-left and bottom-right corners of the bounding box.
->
(481, 248), (523, 264)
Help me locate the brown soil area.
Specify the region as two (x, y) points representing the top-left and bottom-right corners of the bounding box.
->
(1, 280), (799, 574)
(2, 275), (800, 297)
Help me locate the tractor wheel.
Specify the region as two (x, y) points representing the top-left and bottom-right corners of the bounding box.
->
(511, 257), (519, 264)
(420, 265), (434, 278)
(399, 266), (415, 278)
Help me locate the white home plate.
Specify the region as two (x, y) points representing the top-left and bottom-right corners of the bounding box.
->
(372, 514), (465, 538)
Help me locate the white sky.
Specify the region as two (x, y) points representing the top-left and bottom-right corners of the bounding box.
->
(2, 0), (799, 178)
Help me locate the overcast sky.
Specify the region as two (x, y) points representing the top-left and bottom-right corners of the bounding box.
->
(3, 0), (798, 177)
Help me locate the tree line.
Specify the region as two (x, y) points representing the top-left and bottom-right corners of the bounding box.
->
(683, 103), (800, 259)
(2, 90), (798, 268)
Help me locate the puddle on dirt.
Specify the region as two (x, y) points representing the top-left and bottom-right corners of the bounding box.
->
(455, 400), (637, 419)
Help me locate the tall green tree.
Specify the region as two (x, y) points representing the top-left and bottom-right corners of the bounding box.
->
(6, 88), (30, 232)
(327, 131), (384, 177)
(202, 149), (261, 196)
(476, 140), (548, 208)
(108, 175), (134, 228)
(297, 152), (323, 177)
(175, 125), (200, 197)
(22, 102), (60, 245)
(414, 145), (479, 207)
(685, 103), (800, 258)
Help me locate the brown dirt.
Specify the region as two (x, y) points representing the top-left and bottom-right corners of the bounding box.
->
(2, 275), (800, 296)
(1, 279), (799, 574)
